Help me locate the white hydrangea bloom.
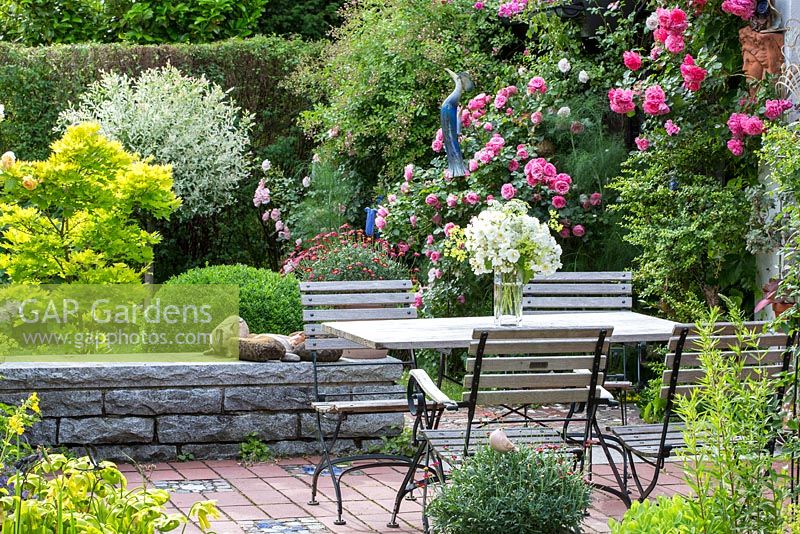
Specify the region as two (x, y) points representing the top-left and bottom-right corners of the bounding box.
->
(463, 199), (561, 278)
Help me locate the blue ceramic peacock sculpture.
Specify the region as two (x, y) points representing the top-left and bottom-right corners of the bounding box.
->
(441, 68), (474, 177)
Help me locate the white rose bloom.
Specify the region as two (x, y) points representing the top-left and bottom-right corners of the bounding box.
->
(302, 176), (311, 188)
(0, 104), (5, 121)
(646, 12), (659, 31)
(517, 66), (527, 76)
(578, 70), (589, 83)
(557, 106), (571, 118)
(261, 159), (271, 173)
(558, 58), (571, 73)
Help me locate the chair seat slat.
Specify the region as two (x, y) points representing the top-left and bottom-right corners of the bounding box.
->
(470, 387), (599, 405)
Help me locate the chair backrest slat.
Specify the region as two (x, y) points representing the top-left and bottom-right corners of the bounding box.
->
(303, 307), (417, 322)
(300, 280), (413, 292)
(464, 371), (605, 389)
(524, 271), (633, 312)
(466, 355), (607, 373)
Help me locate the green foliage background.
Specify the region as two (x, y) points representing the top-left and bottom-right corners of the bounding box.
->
(0, 37), (319, 280)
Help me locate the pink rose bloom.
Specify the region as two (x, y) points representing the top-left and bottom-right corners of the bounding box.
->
(553, 180), (570, 195)
(375, 216), (386, 230)
(657, 7), (688, 34)
(426, 234), (434, 245)
(473, 1), (484, 9)
(506, 108), (514, 116)
(444, 222), (456, 237)
(516, 145), (529, 159)
(409, 215), (418, 227)
(485, 133), (506, 154)
(552, 195), (567, 209)
(635, 136), (650, 151)
(727, 138), (745, 156)
(654, 27), (668, 44)
(543, 162), (557, 178)
(572, 224), (586, 237)
(412, 291), (423, 309)
(484, 122), (494, 131)
(404, 163), (414, 181)
(430, 251), (442, 263)
(742, 115), (764, 136)
(527, 76), (547, 95)
(397, 242), (410, 253)
(608, 88), (636, 114)
(432, 212), (442, 225)
(253, 179), (271, 207)
(270, 208), (281, 221)
(432, 129), (444, 152)
(387, 194), (397, 203)
(275, 220), (285, 231)
(765, 99), (794, 120)
(400, 182), (410, 194)
(570, 121), (585, 135)
(508, 159), (520, 172)
(680, 55), (707, 91)
(524, 158), (546, 186)
(464, 192), (480, 205)
(457, 294), (466, 304)
(642, 85), (670, 116)
(446, 194), (458, 208)
(559, 226), (571, 238)
(650, 46), (663, 60)
(468, 93), (488, 112)
(460, 109), (472, 128)
(444, 169), (453, 182)
(665, 33), (685, 54)
(501, 183), (517, 200)
(665, 120), (681, 136)
(721, 0), (755, 20)
(530, 111), (544, 125)
(623, 50), (643, 71)
(590, 192), (602, 206)
(727, 113), (746, 138)
(486, 194), (494, 201)
(477, 149), (493, 164)
(556, 172), (572, 184)
(469, 160), (480, 173)
(377, 207), (388, 217)
(493, 94), (507, 109)
(425, 193), (439, 207)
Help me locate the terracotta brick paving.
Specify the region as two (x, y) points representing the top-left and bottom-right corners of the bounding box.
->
(120, 455), (688, 533)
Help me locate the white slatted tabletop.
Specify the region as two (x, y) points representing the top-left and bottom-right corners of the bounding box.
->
(323, 311), (678, 350)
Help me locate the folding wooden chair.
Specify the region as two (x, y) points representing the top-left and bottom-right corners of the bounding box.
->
(605, 321), (796, 503)
(301, 280), (436, 526)
(391, 326), (630, 530)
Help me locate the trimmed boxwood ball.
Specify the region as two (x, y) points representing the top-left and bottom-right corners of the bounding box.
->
(165, 265), (303, 336)
(426, 446), (591, 534)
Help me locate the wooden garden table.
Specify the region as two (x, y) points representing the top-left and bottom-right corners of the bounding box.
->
(322, 310), (678, 351)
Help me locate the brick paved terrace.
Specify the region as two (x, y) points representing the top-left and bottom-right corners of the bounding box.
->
(118, 456), (688, 534)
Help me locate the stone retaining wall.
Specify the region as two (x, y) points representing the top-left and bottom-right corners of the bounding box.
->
(0, 359), (404, 462)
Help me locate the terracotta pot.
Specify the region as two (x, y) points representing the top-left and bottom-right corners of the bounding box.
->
(772, 302), (794, 316)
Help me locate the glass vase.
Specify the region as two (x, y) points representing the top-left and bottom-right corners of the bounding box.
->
(493, 268), (523, 326)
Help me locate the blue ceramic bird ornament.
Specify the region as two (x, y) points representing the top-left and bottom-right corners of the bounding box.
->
(441, 68), (474, 177)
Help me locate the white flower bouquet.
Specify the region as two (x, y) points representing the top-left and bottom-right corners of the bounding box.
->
(463, 199), (562, 325)
(464, 199), (562, 280)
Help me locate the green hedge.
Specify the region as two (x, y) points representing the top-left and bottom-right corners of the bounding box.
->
(165, 264), (303, 335)
(0, 0), (345, 44)
(0, 37), (319, 280)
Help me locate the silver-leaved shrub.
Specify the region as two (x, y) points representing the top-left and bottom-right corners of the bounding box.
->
(58, 65), (254, 220)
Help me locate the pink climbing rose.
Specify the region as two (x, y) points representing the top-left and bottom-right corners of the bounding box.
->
(527, 76), (547, 95)
(765, 99), (794, 120)
(623, 51), (643, 71)
(680, 55), (707, 92)
(608, 88), (635, 114)
(635, 136), (650, 151)
(432, 129), (444, 152)
(501, 183), (517, 200)
(642, 85), (670, 116)
(721, 0), (755, 20)
(727, 138), (745, 156)
(665, 120), (681, 136)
